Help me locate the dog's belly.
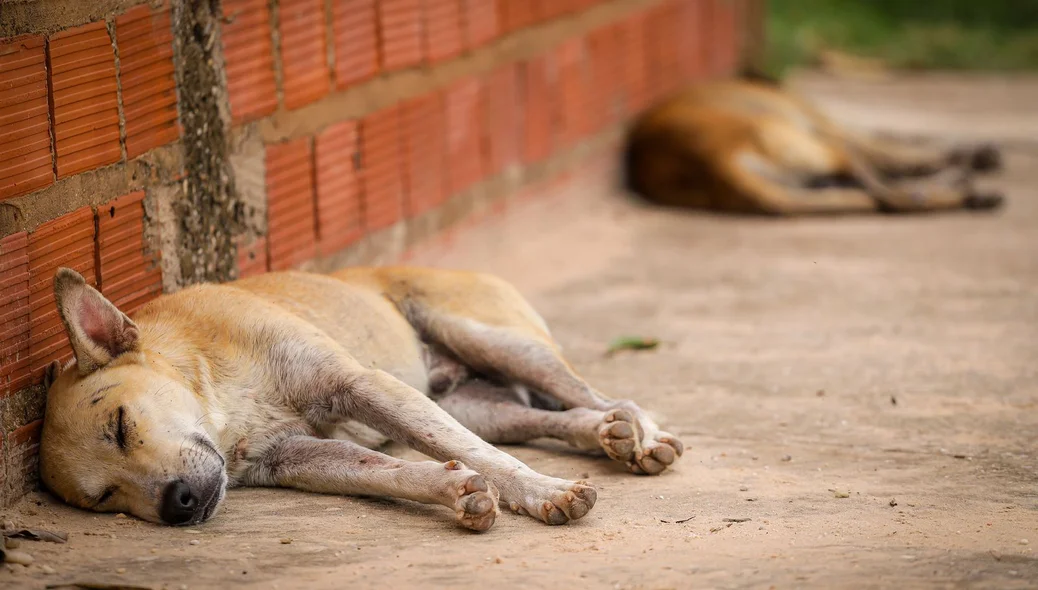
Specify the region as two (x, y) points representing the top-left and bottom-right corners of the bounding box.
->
(318, 420), (392, 449)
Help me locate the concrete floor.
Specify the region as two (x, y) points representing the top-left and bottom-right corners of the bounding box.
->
(2, 74), (1036, 589)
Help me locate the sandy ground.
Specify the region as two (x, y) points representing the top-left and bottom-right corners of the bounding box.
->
(2, 74), (1037, 590)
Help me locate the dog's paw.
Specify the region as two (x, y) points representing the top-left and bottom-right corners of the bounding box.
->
(444, 460), (498, 532)
(598, 409), (639, 462)
(629, 432), (684, 475)
(970, 144), (1003, 173)
(600, 402), (684, 475)
(964, 191), (1005, 211)
(507, 479), (597, 525)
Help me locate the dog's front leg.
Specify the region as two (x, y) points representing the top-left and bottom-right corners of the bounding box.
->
(244, 436), (498, 531)
(299, 365), (596, 525)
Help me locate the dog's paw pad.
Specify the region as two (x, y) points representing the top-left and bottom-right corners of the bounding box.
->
(453, 472), (497, 532)
(630, 432), (683, 476)
(538, 482), (597, 525)
(599, 409), (639, 462)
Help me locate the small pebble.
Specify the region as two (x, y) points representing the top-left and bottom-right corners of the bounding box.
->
(280, 538), (292, 544)
(1020, 539), (1030, 546)
(739, 486), (749, 492)
(150, 548), (158, 554)
(115, 513), (127, 519)
(41, 565), (57, 575)
(5, 538), (21, 549)
(3, 550), (33, 566)
(189, 540), (200, 546)
(781, 455), (792, 462)
(834, 490), (850, 499)
(889, 498), (898, 507)
(494, 557), (503, 564)
(2, 520), (14, 530)
(116, 567), (127, 574)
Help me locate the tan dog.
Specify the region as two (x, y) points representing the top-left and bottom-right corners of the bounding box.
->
(623, 77), (1005, 215)
(40, 266), (682, 531)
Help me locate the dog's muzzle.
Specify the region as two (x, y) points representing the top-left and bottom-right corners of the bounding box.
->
(160, 480), (199, 525)
(159, 475), (224, 525)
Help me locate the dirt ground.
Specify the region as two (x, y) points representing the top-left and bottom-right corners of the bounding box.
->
(2, 74), (1036, 589)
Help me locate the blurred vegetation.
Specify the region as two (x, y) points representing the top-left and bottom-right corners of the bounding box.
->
(766, 0), (1038, 77)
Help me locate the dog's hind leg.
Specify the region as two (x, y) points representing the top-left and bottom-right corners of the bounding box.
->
(723, 151), (1000, 214)
(245, 436), (498, 531)
(387, 276), (683, 475)
(841, 129), (1002, 177)
(437, 379), (641, 464)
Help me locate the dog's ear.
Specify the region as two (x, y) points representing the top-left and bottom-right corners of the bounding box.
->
(54, 268), (140, 375)
(43, 360), (62, 390)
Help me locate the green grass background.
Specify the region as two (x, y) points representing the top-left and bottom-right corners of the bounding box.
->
(766, 0), (1038, 77)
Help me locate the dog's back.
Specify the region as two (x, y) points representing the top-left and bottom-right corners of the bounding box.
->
(622, 78), (848, 212)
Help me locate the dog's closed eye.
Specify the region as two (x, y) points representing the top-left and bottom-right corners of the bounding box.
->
(105, 406), (132, 451)
(93, 486), (117, 507)
(115, 406), (127, 449)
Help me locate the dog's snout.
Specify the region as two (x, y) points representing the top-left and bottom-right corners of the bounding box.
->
(160, 481), (198, 525)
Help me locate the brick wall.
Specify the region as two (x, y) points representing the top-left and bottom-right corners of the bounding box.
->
(0, 0), (757, 506)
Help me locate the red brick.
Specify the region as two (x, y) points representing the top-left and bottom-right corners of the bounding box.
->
(265, 138), (317, 270)
(444, 78), (483, 195)
(644, 1), (682, 101)
(0, 232), (31, 397)
(0, 35), (53, 201)
(707, 0), (739, 77)
(620, 11), (649, 114)
(9, 419), (43, 447)
(585, 25), (618, 131)
(676, 0), (705, 80)
(98, 191), (162, 315)
(424, 0), (464, 63)
(360, 106), (405, 231)
(481, 64), (520, 177)
(331, 0), (379, 89)
(555, 38), (588, 146)
(221, 0), (278, 124)
(402, 92), (447, 217)
(464, 0), (498, 49)
(498, 0), (536, 34)
(520, 56), (554, 164)
(279, 0), (331, 110)
(27, 206), (96, 380)
(116, 2), (180, 158)
(378, 0), (424, 71)
(539, 0), (572, 21)
(236, 236), (269, 278)
(49, 21), (122, 178)
(497, 0), (529, 34)
(314, 120), (364, 255)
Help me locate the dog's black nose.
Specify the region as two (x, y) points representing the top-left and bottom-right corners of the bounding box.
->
(160, 481), (198, 525)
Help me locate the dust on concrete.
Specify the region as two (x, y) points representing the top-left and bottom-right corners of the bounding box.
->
(2, 75), (1037, 589)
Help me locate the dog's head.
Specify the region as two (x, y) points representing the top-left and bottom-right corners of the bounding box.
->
(40, 268), (227, 526)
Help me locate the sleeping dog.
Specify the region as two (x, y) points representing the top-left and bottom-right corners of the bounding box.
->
(40, 266), (682, 531)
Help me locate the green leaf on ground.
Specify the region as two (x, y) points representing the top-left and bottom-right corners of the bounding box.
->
(606, 336), (660, 356)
